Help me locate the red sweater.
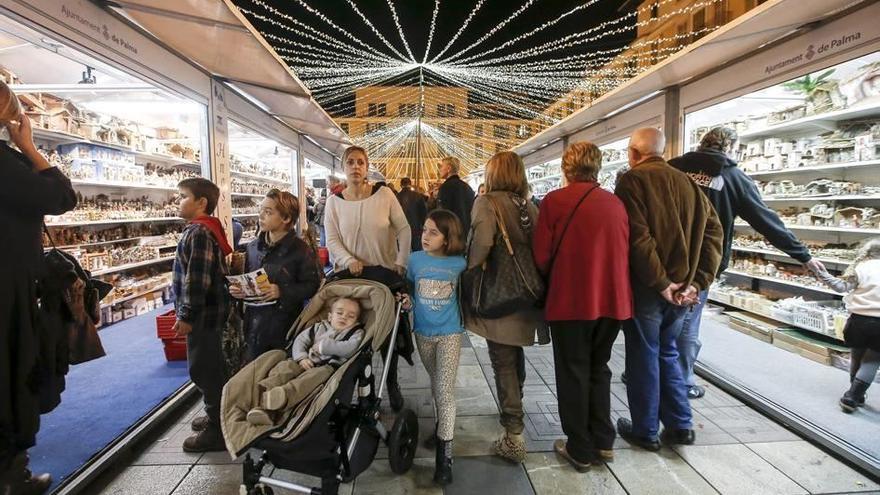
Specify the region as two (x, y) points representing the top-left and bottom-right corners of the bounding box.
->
(533, 181), (633, 322)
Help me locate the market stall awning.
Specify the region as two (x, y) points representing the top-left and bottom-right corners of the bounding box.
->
(514, 0), (868, 159)
(107, 0), (350, 156)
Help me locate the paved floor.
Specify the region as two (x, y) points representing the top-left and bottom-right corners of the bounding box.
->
(88, 330), (880, 495)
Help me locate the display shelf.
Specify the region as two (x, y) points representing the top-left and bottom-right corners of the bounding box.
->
(733, 222), (880, 235)
(33, 128), (201, 167)
(707, 295), (842, 340)
(762, 194), (880, 203)
(47, 217), (182, 227)
(731, 246), (852, 266)
(70, 179), (179, 192)
(101, 282), (171, 309)
(747, 160), (880, 179)
(239, 236), (256, 246)
(529, 173), (562, 184)
(724, 269), (840, 296)
(233, 213), (260, 218)
(739, 99), (880, 139)
(231, 192), (265, 199)
(230, 170), (291, 185)
(91, 255), (176, 276)
(603, 158), (628, 169)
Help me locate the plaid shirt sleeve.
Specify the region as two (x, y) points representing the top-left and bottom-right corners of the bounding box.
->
(176, 227), (217, 324)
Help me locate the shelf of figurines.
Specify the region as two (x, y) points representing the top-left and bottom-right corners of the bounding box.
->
(230, 169), (292, 186)
(708, 281), (847, 341)
(99, 275), (172, 322)
(733, 201), (880, 235)
(724, 253), (841, 295)
(731, 246), (852, 266)
(233, 213), (259, 218)
(45, 192), (182, 227)
(33, 127), (201, 168)
(737, 98), (880, 140)
(748, 159), (880, 179)
(90, 255), (175, 276)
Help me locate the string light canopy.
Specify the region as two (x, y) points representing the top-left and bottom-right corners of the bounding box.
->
(233, 0), (727, 183)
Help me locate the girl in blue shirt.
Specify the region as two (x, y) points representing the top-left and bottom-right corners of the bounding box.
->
(402, 209), (466, 485)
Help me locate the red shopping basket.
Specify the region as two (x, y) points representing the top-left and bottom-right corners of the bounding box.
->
(317, 247), (330, 267)
(156, 310), (177, 339)
(162, 338), (187, 361)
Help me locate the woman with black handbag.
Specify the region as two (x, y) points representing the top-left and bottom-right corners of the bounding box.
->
(0, 81), (76, 494)
(463, 151), (547, 463)
(532, 142), (632, 472)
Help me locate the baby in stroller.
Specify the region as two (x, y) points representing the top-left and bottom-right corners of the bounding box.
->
(246, 297), (366, 426)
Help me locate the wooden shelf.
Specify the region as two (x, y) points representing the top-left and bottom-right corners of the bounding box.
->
(707, 294), (842, 340)
(739, 99), (880, 139)
(734, 222), (880, 235)
(34, 128), (201, 167)
(232, 213), (259, 218)
(231, 192), (265, 198)
(746, 160), (880, 179)
(46, 217), (182, 227)
(762, 194), (880, 203)
(724, 269), (840, 296)
(101, 282), (171, 309)
(731, 246), (852, 266)
(230, 170), (292, 185)
(70, 179), (179, 192)
(91, 255), (175, 276)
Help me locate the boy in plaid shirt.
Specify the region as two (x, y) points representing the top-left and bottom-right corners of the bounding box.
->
(172, 178), (233, 452)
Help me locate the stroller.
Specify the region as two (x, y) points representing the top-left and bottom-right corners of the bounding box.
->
(220, 267), (419, 495)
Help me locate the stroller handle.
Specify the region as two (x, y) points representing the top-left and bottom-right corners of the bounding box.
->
(326, 265), (407, 293)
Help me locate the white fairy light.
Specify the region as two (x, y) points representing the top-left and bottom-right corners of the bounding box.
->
(423, 0), (441, 63)
(344, 0), (410, 62)
(385, 0), (417, 62)
(429, 0), (486, 63)
(436, 0), (538, 64)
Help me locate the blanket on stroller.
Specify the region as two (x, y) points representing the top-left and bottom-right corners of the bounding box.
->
(221, 280), (397, 457)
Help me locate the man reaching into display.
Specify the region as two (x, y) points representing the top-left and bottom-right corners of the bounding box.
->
(669, 127), (825, 399)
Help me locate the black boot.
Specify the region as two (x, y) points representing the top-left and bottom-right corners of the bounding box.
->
(1, 452), (51, 495)
(434, 439), (453, 485)
(840, 379), (870, 413)
(424, 422), (438, 449)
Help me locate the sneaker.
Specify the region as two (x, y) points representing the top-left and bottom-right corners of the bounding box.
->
(616, 418), (660, 452)
(596, 449), (614, 462)
(553, 439), (591, 472)
(687, 386), (706, 399)
(493, 431), (527, 463)
(182, 427), (226, 453)
(660, 428), (696, 446)
(840, 379), (870, 413)
(191, 415), (210, 432)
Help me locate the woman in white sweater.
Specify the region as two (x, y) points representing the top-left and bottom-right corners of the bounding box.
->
(324, 145), (411, 410)
(324, 146), (411, 275)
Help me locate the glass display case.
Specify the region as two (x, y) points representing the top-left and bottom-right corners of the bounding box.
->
(0, 18), (208, 327)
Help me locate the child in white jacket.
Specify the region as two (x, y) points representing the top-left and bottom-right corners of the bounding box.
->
(815, 238), (880, 413)
(246, 297), (365, 425)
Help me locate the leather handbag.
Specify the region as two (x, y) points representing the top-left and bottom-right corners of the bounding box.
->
(462, 194), (546, 318)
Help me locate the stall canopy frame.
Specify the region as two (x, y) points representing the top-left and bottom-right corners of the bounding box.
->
(513, 0), (868, 160)
(107, 0), (351, 158)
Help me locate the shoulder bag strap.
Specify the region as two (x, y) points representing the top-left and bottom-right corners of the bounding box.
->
(43, 223), (57, 250)
(485, 195), (514, 256)
(546, 185), (599, 277)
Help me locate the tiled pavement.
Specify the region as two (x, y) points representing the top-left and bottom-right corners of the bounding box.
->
(88, 332), (880, 495)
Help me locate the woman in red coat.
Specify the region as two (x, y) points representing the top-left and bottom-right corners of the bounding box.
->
(533, 141), (633, 471)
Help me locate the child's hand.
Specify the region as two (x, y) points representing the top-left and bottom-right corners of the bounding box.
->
(229, 283), (245, 299)
(299, 358), (315, 370)
(398, 293), (413, 311)
(259, 282), (281, 301)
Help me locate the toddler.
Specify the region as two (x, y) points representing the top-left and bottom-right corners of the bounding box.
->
(246, 297), (365, 426)
(815, 238), (880, 413)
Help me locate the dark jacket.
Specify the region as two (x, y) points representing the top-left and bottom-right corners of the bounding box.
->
(615, 157), (724, 293)
(242, 231), (321, 360)
(396, 186), (428, 251)
(437, 174), (475, 234)
(0, 142), (76, 461)
(669, 149), (811, 274)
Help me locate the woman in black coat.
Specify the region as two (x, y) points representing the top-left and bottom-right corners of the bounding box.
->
(230, 189), (321, 362)
(0, 82), (77, 494)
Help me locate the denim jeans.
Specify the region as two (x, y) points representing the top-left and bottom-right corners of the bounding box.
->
(676, 290), (708, 388)
(623, 281), (692, 439)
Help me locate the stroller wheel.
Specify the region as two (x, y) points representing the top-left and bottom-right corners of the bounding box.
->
(245, 484), (273, 495)
(388, 408), (419, 474)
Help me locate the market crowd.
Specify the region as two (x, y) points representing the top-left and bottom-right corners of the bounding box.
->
(3, 78), (879, 493)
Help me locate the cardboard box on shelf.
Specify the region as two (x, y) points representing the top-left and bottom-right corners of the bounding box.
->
(123, 308), (136, 320)
(112, 311), (123, 323)
(773, 338), (832, 365)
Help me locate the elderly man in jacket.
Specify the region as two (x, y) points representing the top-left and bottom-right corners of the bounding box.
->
(614, 128), (723, 451)
(436, 157), (475, 234)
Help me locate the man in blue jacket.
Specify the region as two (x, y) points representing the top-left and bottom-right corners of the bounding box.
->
(669, 127), (825, 399)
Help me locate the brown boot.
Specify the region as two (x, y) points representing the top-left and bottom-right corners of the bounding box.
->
(183, 425), (226, 453)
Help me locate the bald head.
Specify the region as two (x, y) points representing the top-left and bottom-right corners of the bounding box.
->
(628, 127), (666, 167)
